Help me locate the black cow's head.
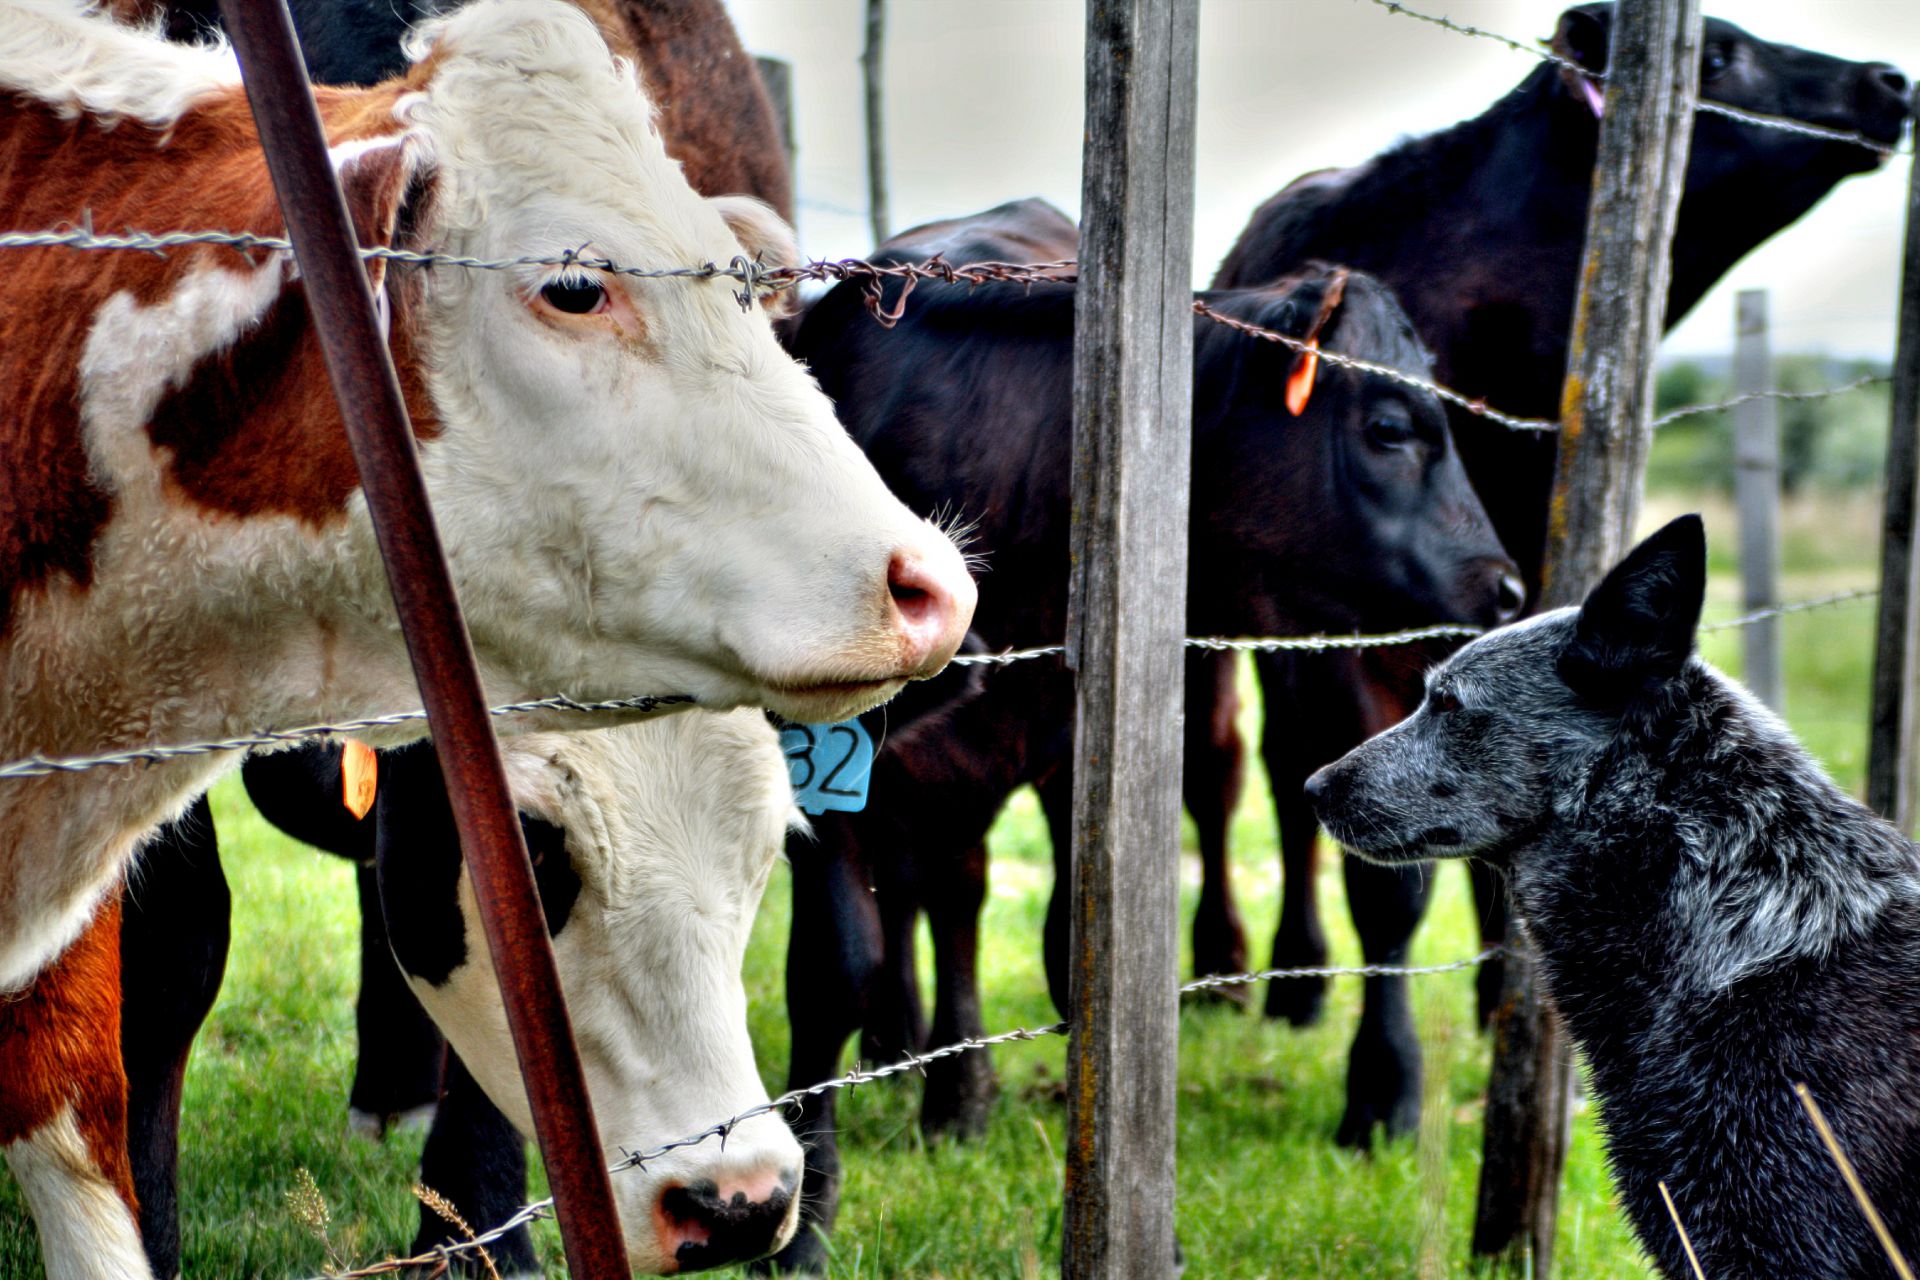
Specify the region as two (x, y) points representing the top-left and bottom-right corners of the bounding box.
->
(1189, 265), (1524, 638)
(1552, 4), (1910, 316)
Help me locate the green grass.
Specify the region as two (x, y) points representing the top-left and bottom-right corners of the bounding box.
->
(0, 490), (1886, 1278)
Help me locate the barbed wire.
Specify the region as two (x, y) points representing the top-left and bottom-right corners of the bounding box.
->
(14, 224), (1889, 440)
(0, 693), (693, 780)
(1190, 300), (1558, 433)
(1649, 375), (1891, 429)
(0, 597), (1869, 783)
(1364, 0), (1908, 158)
(311, 947), (1500, 1279)
(1699, 586), (1879, 633)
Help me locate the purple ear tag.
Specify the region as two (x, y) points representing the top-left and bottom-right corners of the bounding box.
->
(779, 719), (874, 815)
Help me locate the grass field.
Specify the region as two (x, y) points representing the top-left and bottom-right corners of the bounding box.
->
(0, 489), (1887, 1278)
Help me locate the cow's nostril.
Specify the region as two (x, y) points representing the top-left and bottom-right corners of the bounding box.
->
(886, 546), (976, 674)
(1871, 63), (1909, 98)
(1494, 571), (1527, 623)
(658, 1174), (797, 1271)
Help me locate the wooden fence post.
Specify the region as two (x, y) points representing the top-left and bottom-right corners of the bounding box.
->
(1735, 288), (1783, 711)
(1062, 1), (1197, 1276)
(1472, 1), (1701, 1275)
(1867, 86), (1920, 830)
(862, 0), (889, 246)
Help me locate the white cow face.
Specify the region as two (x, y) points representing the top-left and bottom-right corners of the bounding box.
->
(390, 712), (802, 1273)
(392, 2), (974, 724)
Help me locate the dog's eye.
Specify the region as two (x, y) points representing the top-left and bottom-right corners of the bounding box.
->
(1428, 689), (1461, 715)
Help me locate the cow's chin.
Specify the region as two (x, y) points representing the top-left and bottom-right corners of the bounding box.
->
(758, 673), (908, 723)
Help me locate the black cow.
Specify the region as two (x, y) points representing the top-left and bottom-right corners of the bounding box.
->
(1202, 3), (1913, 1032)
(770, 197), (1523, 1272)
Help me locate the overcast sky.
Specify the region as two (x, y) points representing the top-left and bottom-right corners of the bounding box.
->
(722, 0), (1916, 361)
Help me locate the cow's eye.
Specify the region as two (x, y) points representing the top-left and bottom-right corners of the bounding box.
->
(1367, 416), (1416, 450)
(1428, 689), (1461, 715)
(1702, 44), (1731, 79)
(540, 275), (609, 316)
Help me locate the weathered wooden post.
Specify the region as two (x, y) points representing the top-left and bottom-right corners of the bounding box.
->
(1867, 87), (1920, 830)
(1472, 1), (1701, 1274)
(1062, 0), (1197, 1276)
(1735, 288), (1783, 711)
(862, 0), (889, 246)
(215, 1), (628, 1273)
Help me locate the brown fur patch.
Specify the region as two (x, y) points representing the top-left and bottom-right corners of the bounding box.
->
(0, 75), (436, 630)
(592, 0), (793, 218)
(0, 899), (138, 1217)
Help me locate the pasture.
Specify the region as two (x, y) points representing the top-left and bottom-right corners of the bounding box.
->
(0, 487), (1880, 1279)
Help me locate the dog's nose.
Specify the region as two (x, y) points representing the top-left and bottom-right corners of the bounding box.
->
(1303, 767), (1331, 808)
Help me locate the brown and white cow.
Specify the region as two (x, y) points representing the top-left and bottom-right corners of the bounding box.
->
(0, 1), (973, 1272)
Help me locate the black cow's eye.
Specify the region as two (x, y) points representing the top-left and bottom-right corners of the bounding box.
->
(540, 275), (608, 315)
(1367, 417), (1416, 449)
(1702, 44), (1731, 79)
(1428, 689), (1461, 715)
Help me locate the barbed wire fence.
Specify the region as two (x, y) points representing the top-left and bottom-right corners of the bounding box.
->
(0, 1), (1911, 1274)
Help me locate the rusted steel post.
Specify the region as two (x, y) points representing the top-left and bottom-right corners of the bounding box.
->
(213, 2), (627, 1275)
(1062, 1), (1198, 1276)
(1473, 0), (1701, 1275)
(1867, 87), (1920, 830)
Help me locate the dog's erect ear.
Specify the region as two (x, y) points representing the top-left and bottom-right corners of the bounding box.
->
(1558, 515), (1707, 703)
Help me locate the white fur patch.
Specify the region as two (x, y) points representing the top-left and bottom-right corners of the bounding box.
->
(3, 1106), (152, 1280)
(0, 0), (237, 126)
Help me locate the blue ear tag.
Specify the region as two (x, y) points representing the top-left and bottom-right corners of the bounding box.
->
(779, 719), (874, 815)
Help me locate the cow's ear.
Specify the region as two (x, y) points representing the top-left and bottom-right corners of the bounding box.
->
(330, 134), (432, 297)
(1551, 5), (1611, 76)
(710, 194), (799, 317)
(1558, 515), (1706, 704)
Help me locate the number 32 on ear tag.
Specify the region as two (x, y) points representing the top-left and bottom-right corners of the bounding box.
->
(780, 719), (874, 815)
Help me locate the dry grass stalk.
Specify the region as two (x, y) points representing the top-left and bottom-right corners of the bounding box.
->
(412, 1182), (504, 1280)
(1656, 1181), (1707, 1280)
(1793, 1083), (1917, 1280)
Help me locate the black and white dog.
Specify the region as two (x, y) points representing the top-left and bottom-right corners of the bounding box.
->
(1308, 516), (1920, 1279)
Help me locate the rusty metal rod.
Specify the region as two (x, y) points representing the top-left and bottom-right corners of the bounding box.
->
(211, 2), (628, 1274)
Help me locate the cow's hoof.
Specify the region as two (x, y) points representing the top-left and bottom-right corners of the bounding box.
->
(1262, 973), (1327, 1027)
(920, 1049), (998, 1140)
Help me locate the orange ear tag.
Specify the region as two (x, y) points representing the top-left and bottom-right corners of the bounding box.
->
(1286, 342), (1320, 416)
(341, 739), (378, 820)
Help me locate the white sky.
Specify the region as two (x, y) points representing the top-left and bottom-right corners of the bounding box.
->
(723, 0), (1917, 360)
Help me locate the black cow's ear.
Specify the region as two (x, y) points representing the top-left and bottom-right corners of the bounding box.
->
(1551, 4), (1611, 74)
(1558, 515), (1706, 703)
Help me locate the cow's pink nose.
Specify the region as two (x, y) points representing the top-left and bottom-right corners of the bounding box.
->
(655, 1169), (796, 1271)
(887, 544), (976, 676)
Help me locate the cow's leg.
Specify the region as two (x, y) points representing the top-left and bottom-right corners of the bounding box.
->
(1183, 649), (1248, 1001)
(347, 863), (445, 1137)
(918, 838), (995, 1140)
(764, 822), (882, 1276)
(1, 898), (152, 1280)
(1333, 854), (1430, 1148)
(120, 797), (228, 1280)
(411, 1053), (537, 1279)
(1469, 859), (1509, 1030)
(1257, 652), (1333, 1026)
(857, 849), (926, 1066)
